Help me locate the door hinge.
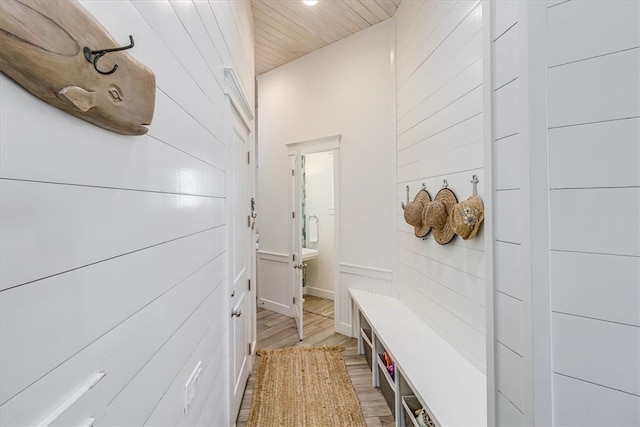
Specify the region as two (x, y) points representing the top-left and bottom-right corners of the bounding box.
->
(248, 215), (251, 227)
(293, 297), (296, 304)
(291, 169), (295, 176)
(247, 151), (250, 164)
(248, 279), (251, 291)
(248, 342), (252, 355)
(292, 211), (295, 219)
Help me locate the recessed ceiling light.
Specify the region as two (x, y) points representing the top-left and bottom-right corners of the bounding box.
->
(303, 0), (318, 5)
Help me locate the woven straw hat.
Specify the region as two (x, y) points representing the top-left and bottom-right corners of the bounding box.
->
(450, 195), (484, 240)
(423, 188), (458, 245)
(403, 189), (432, 238)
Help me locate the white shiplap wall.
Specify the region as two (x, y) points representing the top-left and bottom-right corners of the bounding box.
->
(395, 0), (486, 372)
(0, 1), (254, 425)
(490, 1), (527, 424)
(490, 1), (639, 425)
(546, 1), (640, 425)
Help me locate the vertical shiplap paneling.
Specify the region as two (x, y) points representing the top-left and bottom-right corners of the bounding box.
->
(490, 1), (526, 423)
(546, 1), (640, 425)
(0, 0), (254, 425)
(395, 0), (486, 372)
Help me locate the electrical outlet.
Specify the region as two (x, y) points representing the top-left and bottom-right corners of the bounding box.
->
(184, 361), (202, 415)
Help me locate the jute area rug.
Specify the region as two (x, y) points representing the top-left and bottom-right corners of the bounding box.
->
(247, 346), (366, 427)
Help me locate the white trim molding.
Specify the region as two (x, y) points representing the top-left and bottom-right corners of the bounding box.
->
(286, 134), (341, 154)
(224, 67), (254, 128)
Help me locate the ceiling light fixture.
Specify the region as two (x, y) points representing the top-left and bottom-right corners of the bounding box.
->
(303, 0), (318, 6)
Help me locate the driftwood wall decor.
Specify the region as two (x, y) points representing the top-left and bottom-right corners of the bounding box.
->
(0, 0), (156, 135)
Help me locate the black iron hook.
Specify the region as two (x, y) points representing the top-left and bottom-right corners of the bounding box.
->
(83, 35), (135, 75)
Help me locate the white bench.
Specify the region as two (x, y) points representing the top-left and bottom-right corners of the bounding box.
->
(349, 289), (487, 427)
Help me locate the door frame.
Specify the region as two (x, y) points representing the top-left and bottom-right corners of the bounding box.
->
(286, 134), (341, 334)
(223, 67), (255, 425)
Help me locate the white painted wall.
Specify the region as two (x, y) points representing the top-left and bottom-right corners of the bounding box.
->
(394, 0), (486, 373)
(490, 1), (640, 425)
(304, 151), (335, 300)
(256, 20), (396, 334)
(0, 1), (254, 425)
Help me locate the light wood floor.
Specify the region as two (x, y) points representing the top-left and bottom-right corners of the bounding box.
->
(235, 295), (394, 427)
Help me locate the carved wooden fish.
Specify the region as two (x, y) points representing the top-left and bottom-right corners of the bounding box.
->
(0, 0), (155, 135)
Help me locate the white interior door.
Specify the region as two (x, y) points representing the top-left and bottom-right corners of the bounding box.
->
(230, 107), (251, 419)
(290, 155), (303, 340)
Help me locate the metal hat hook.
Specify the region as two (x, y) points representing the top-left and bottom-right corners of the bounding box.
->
(471, 175), (479, 195)
(84, 35), (135, 75)
(401, 185), (410, 210)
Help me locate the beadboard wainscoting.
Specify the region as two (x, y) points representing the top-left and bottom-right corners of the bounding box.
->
(0, 1), (254, 425)
(394, 0), (487, 374)
(337, 263), (394, 336)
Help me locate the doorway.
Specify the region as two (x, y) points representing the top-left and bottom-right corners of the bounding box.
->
(301, 152), (336, 302)
(287, 135), (340, 340)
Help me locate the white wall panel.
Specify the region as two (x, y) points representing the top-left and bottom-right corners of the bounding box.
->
(547, 48), (640, 128)
(547, 0), (640, 67)
(493, 24), (518, 89)
(0, 259), (224, 425)
(496, 392), (524, 426)
(0, 229), (222, 403)
(0, 1), (254, 425)
(398, 110), (483, 168)
(548, 118), (640, 189)
(546, 3), (640, 425)
(395, 0), (486, 373)
(549, 188), (639, 257)
(493, 189), (521, 244)
(493, 0), (517, 41)
(93, 286), (225, 426)
(495, 292), (523, 356)
(493, 135), (520, 190)
(493, 241), (521, 300)
(0, 180), (223, 289)
(550, 251), (640, 327)
(397, 271), (486, 372)
(493, 80), (519, 140)
(397, 85), (483, 151)
(0, 80), (224, 196)
(553, 373), (640, 427)
(496, 343), (524, 412)
(142, 330), (225, 426)
(552, 313), (639, 396)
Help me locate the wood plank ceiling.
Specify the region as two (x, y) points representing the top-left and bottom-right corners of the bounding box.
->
(251, 0), (401, 76)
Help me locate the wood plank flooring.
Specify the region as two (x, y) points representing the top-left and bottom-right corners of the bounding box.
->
(235, 296), (394, 427)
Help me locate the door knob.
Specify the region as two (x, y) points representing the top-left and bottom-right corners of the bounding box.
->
(231, 308), (242, 318)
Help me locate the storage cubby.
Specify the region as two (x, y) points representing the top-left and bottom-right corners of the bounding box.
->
(350, 289), (487, 427)
(359, 312), (373, 371)
(375, 340), (396, 415)
(402, 395), (437, 427)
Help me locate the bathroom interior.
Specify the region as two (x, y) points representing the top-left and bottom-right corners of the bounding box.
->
(301, 151), (335, 304)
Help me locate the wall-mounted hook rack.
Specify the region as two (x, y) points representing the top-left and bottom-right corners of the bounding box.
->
(401, 185), (410, 210)
(471, 175), (479, 195)
(442, 179), (448, 189)
(83, 35), (135, 75)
